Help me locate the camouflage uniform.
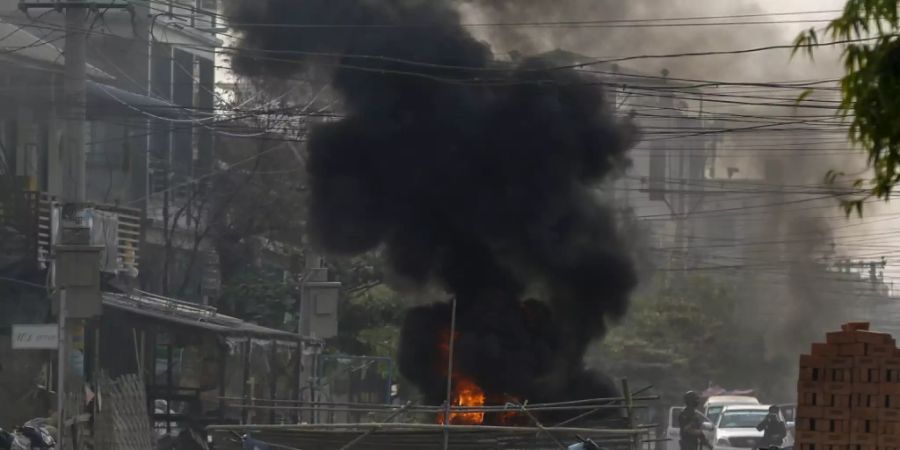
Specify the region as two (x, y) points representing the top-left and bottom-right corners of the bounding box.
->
(679, 407), (708, 450)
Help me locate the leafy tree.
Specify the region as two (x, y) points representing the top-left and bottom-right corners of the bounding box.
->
(333, 284), (406, 359)
(218, 266), (297, 330)
(327, 252), (437, 360)
(795, 1), (900, 212)
(594, 274), (774, 402)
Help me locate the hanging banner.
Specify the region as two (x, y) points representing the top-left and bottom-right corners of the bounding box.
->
(11, 324), (58, 350)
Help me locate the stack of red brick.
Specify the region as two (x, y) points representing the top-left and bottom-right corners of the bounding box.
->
(796, 323), (900, 450)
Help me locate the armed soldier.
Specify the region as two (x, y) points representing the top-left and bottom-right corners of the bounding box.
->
(679, 391), (713, 450)
(757, 405), (787, 450)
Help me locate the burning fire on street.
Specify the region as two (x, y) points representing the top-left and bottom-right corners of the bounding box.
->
(435, 329), (485, 424)
(437, 377), (486, 425)
(227, 0), (638, 426)
(435, 328), (524, 426)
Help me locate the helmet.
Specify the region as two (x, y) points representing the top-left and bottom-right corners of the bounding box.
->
(684, 391), (701, 407)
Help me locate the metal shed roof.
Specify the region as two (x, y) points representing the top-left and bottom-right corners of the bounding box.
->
(102, 290), (306, 341)
(86, 81), (191, 120)
(0, 20), (112, 79)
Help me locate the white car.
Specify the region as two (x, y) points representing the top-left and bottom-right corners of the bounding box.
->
(705, 395), (760, 426)
(713, 405), (793, 450)
(666, 396), (760, 450)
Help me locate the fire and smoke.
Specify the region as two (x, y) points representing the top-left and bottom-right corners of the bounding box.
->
(225, 0), (638, 415)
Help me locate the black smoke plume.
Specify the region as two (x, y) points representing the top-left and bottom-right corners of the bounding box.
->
(226, 0), (638, 412)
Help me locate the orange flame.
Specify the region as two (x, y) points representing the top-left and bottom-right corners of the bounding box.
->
(435, 329), (487, 424)
(439, 377), (486, 425)
(434, 328), (527, 425)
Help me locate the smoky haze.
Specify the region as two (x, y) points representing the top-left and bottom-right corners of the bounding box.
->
(458, 0), (843, 83)
(224, 0), (639, 407)
(457, 0), (863, 402)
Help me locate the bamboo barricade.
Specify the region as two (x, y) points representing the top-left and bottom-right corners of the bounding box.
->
(208, 382), (658, 450)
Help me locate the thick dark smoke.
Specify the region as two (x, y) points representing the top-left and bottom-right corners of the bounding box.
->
(226, 0), (638, 408)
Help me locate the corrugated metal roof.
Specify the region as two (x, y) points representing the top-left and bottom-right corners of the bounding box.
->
(87, 81), (191, 120)
(102, 290), (308, 341)
(0, 21), (112, 79)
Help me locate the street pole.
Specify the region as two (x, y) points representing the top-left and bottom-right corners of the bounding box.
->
(61, 4), (88, 420)
(442, 296), (458, 450)
(18, 2), (131, 433)
(62, 5), (87, 206)
(56, 288), (67, 448)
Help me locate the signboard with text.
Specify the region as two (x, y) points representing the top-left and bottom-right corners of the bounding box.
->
(11, 324), (58, 350)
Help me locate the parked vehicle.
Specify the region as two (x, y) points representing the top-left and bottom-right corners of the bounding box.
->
(780, 404), (796, 429)
(779, 404), (797, 450)
(665, 406), (684, 450)
(704, 396), (760, 426)
(0, 419), (56, 450)
(712, 405), (793, 450)
(666, 395), (759, 450)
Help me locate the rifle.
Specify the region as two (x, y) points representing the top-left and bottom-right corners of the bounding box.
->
(698, 433), (714, 450)
(681, 425), (714, 450)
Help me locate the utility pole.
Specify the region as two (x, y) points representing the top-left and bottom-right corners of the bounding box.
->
(62, 4), (87, 205)
(293, 251), (340, 424)
(18, 0), (132, 434)
(20, 1), (131, 203)
(55, 288), (67, 447)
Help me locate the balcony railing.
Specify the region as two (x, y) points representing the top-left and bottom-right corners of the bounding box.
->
(156, 0), (218, 31)
(0, 188), (41, 265)
(0, 187), (141, 274)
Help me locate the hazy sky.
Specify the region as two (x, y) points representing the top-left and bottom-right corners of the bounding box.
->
(457, 0), (850, 82)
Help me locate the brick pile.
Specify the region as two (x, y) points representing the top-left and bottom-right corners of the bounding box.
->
(796, 322), (900, 450)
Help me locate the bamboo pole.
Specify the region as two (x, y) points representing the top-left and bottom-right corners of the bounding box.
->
(208, 430), (639, 450)
(442, 297), (459, 450)
(222, 402), (650, 413)
(622, 379), (640, 450)
(206, 423), (646, 435)
(337, 401), (412, 450)
(216, 393), (658, 408)
(516, 401), (568, 450)
(554, 385), (655, 427)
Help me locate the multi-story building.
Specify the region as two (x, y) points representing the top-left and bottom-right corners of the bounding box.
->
(0, 1), (345, 431)
(0, 0), (221, 298)
(0, 0), (265, 429)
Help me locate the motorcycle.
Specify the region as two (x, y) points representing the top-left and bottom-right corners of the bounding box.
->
(0, 419), (55, 450)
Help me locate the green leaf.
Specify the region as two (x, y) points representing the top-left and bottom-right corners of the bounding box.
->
(795, 88), (815, 105)
(793, 1), (900, 211)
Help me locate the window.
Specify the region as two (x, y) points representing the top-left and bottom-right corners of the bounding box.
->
(719, 410), (767, 429)
(670, 407), (684, 427)
(86, 121), (103, 164)
(706, 405), (724, 425)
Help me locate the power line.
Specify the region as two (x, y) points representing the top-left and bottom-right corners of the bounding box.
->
(3, 12), (853, 94)
(128, 0), (843, 28)
(7, 7), (850, 87)
(223, 18), (836, 30)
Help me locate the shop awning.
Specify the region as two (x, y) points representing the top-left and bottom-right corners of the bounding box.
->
(102, 290), (306, 341)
